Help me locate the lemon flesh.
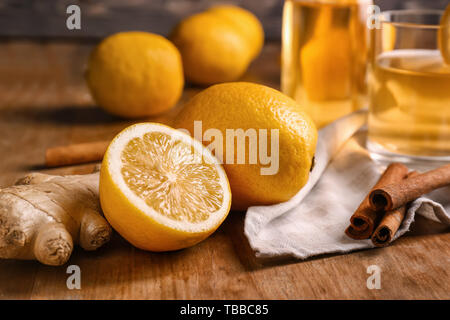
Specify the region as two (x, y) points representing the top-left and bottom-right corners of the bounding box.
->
(121, 131), (224, 223)
(100, 123), (231, 251)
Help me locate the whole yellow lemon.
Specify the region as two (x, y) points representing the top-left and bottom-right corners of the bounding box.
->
(174, 82), (317, 210)
(86, 31), (184, 118)
(170, 6), (264, 85)
(170, 13), (250, 85)
(208, 5), (264, 59)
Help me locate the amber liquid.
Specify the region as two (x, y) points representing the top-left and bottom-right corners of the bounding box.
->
(368, 49), (450, 158)
(281, 0), (370, 128)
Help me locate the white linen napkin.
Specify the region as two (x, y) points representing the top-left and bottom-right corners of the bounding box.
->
(244, 110), (450, 259)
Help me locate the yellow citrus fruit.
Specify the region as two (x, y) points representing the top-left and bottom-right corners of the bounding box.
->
(86, 32), (184, 118)
(439, 4), (450, 65)
(170, 6), (264, 85)
(100, 123), (231, 251)
(170, 13), (250, 85)
(174, 82), (317, 210)
(208, 5), (264, 59)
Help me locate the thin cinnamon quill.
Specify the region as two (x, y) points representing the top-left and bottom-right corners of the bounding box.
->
(371, 171), (418, 247)
(369, 164), (450, 211)
(345, 163), (409, 240)
(46, 140), (110, 167)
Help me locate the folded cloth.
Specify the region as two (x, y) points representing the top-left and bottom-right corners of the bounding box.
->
(244, 110), (450, 259)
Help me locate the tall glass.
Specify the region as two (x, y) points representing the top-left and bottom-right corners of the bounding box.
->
(367, 10), (450, 162)
(281, 0), (371, 128)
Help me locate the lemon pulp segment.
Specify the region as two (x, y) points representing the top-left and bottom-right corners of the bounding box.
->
(120, 131), (224, 223)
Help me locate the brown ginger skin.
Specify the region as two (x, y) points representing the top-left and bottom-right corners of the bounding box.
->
(0, 172), (111, 266)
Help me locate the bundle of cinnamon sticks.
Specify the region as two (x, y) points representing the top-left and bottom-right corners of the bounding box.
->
(345, 163), (450, 247)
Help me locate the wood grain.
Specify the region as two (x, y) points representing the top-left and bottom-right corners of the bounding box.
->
(0, 40), (449, 300)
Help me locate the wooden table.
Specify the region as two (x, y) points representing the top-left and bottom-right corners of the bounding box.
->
(0, 40), (449, 300)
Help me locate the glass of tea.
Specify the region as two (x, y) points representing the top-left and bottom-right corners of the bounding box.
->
(281, 0), (372, 128)
(367, 9), (450, 162)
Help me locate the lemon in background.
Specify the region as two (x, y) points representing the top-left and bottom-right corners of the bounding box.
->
(86, 32), (184, 118)
(208, 5), (264, 59)
(170, 6), (264, 85)
(174, 82), (317, 210)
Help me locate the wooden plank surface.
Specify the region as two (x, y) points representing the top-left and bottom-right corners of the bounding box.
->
(0, 40), (449, 300)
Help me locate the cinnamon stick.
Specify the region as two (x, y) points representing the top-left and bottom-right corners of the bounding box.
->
(371, 171), (419, 247)
(45, 140), (110, 167)
(345, 163), (409, 240)
(369, 164), (450, 211)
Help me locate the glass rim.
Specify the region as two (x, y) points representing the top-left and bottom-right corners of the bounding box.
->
(381, 9), (444, 30)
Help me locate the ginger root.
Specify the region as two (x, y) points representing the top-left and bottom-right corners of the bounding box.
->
(0, 171), (111, 266)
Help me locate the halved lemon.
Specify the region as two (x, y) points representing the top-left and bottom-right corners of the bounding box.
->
(99, 123), (231, 252)
(439, 4), (450, 65)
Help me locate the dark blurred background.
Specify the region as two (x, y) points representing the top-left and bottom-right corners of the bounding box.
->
(1, 0), (448, 41)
